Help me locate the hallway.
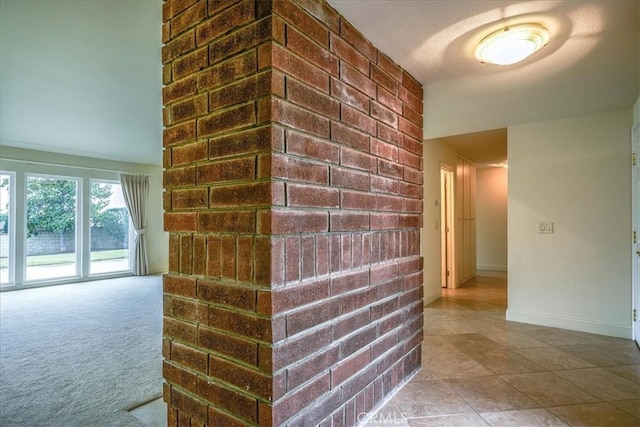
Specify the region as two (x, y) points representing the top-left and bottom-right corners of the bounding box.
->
(367, 272), (640, 426)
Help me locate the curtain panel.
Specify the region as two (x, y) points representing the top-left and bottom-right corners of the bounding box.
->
(119, 174), (149, 275)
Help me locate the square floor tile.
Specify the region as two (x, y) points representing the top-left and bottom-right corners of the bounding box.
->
(554, 368), (640, 401)
(364, 400), (409, 426)
(468, 319), (511, 333)
(443, 333), (505, 355)
(421, 335), (450, 347)
(610, 399), (640, 419)
(499, 372), (600, 407)
(482, 331), (549, 349)
(549, 402), (640, 426)
(444, 375), (538, 413)
(418, 347), (493, 381)
(614, 344), (640, 361)
(503, 323), (553, 333)
(607, 365), (640, 384)
(129, 397), (166, 426)
(469, 349), (545, 375)
(423, 321), (477, 336)
(585, 334), (638, 347)
(559, 345), (640, 367)
(523, 329), (601, 346)
(479, 408), (569, 426)
(514, 347), (595, 370)
(407, 412), (490, 426)
(392, 380), (472, 418)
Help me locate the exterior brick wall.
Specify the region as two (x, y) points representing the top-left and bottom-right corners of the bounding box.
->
(162, 1), (424, 425)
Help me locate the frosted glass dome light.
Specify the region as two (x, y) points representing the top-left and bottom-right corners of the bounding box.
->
(474, 24), (550, 65)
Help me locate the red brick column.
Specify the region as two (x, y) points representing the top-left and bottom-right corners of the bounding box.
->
(162, 1), (423, 425)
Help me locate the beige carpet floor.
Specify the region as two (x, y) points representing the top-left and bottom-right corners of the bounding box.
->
(0, 275), (163, 426)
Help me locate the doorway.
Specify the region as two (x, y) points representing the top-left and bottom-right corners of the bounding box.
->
(440, 166), (455, 288)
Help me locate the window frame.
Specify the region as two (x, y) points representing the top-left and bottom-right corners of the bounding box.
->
(23, 173), (82, 283)
(88, 178), (133, 277)
(0, 171), (17, 287)
(0, 160), (134, 291)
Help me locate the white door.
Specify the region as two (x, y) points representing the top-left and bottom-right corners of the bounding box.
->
(633, 122), (639, 346)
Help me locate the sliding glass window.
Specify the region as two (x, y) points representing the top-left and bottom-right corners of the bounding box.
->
(25, 175), (80, 282)
(90, 181), (131, 275)
(0, 161), (135, 289)
(0, 172), (15, 286)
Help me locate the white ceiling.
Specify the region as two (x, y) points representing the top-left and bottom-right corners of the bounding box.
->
(330, 0), (639, 137)
(0, 0), (163, 165)
(1, 1), (638, 166)
(330, 0), (639, 164)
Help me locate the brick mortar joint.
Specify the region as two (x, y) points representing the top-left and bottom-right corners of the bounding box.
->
(164, 380), (261, 424)
(165, 297), (275, 321)
(165, 338), (275, 377)
(164, 368), (281, 406)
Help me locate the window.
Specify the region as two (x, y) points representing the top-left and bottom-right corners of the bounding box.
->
(25, 175), (80, 281)
(0, 172), (15, 286)
(90, 181), (130, 275)
(0, 161), (134, 289)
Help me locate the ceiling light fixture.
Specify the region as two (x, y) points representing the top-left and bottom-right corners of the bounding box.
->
(474, 23), (550, 65)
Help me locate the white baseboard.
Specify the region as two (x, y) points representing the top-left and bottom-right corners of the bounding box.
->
(423, 287), (442, 306)
(506, 308), (632, 339)
(149, 264), (168, 275)
(477, 264), (507, 272)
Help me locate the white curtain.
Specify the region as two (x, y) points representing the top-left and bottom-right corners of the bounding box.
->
(120, 174), (149, 275)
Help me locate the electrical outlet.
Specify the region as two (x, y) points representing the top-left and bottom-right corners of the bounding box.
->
(538, 222), (554, 234)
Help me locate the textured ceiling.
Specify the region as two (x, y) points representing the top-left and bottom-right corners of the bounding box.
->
(0, 1), (638, 166)
(330, 0), (639, 163)
(330, 0), (639, 138)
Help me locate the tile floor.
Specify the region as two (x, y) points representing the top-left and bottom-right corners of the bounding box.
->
(130, 397), (167, 426)
(365, 272), (640, 426)
(129, 398), (167, 427)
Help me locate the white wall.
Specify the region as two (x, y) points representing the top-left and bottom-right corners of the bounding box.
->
(476, 167), (507, 271)
(0, 147), (168, 276)
(422, 139), (457, 304)
(507, 109), (633, 338)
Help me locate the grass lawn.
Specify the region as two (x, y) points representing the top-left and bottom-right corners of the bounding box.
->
(0, 249), (128, 268)
(90, 249), (129, 262)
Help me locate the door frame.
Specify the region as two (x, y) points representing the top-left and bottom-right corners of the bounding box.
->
(440, 165), (455, 288)
(632, 121), (639, 346)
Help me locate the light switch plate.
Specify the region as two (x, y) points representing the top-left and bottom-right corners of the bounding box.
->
(538, 222), (554, 234)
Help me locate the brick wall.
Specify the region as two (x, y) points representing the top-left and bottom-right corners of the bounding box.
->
(162, 1), (423, 426)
